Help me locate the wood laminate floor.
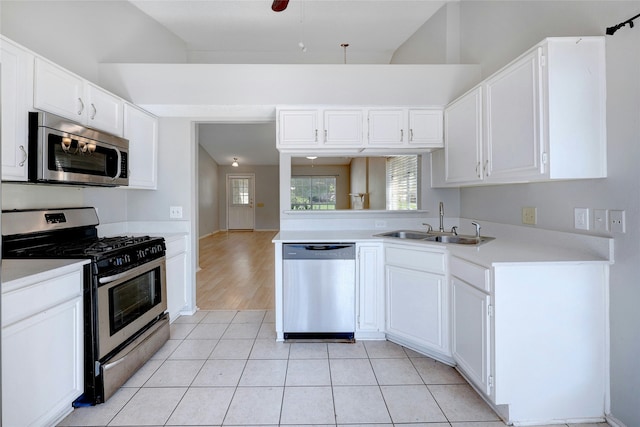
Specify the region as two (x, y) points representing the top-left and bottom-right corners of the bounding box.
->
(196, 230), (278, 310)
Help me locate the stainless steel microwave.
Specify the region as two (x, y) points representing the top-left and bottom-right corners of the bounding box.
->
(28, 111), (129, 186)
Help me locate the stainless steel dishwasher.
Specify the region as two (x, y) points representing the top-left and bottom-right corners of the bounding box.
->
(283, 243), (356, 340)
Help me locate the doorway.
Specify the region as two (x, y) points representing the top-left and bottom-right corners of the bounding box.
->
(227, 173), (255, 230)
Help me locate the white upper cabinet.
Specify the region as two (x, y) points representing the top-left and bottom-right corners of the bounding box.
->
(408, 109), (443, 146)
(124, 103), (158, 190)
(444, 87), (483, 184)
(484, 48), (542, 181)
(277, 106), (443, 152)
(323, 109), (364, 146)
(368, 108), (444, 149)
(1, 36), (33, 181)
(277, 108), (363, 150)
(367, 109), (406, 146)
(435, 36), (606, 187)
(277, 109), (320, 148)
(86, 83), (124, 136)
(34, 57), (124, 136)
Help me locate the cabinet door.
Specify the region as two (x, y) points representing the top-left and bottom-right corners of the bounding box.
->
(124, 103), (158, 189)
(166, 252), (187, 322)
(484, 48), (542, 181)
(86, 83), (124, 136)
(323, 109), (363, 147)
(1, 38), (32, 181)
(357, 244), (384, 335)
(34, 57), (85, 121)
(444, 87), (483, 183)
(386, 266), (447, 352)
(452, 277), (491, 396)
(408, 109), (443, 147)
(368, 109), (406, 146)
(2, 297), (83, 427)
(278, 110), (320, 147)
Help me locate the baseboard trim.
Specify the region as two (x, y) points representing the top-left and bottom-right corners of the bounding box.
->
(606, 414), (628, 427)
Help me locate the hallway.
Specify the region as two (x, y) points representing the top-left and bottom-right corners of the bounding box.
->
(197, 231), (278, 310)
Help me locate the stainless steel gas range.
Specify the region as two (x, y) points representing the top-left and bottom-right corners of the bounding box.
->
(1, 207), (169, 405)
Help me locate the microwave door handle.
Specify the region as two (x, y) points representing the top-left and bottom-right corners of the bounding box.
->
(112, 148), (122, 181)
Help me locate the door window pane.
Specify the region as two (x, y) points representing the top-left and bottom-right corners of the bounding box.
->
(231, 178), (250, 206)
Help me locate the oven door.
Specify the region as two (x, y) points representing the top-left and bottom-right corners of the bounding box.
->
(96, 257), (167, 359)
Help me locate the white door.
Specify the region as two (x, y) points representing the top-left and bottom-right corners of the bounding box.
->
(227, 174), (255, 230)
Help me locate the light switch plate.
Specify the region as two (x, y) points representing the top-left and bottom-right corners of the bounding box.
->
(522, 207), (537, 225)
(574, 207), (589, 230)
(594, 209), (609, 232)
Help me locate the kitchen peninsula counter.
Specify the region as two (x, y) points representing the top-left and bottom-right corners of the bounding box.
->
(274, 221), (613, 267)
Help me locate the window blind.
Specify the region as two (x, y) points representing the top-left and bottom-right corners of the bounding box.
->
(386, 156), (418, 210)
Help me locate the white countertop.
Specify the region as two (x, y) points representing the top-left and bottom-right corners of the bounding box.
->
(273, 225), (613, 267)
(2, 259), (90, 291)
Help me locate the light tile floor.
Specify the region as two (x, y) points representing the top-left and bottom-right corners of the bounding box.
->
(59, 310), (610, 427)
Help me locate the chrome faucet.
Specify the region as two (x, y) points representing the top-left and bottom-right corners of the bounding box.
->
(422, 223), (433, 233)
(439, 202), (445, 232)
(471, 221), (481, 238)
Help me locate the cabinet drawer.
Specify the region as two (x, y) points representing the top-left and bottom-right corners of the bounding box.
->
(2, 270), (83, 326)
(385, 245), (445, 273)
(451, 257), (490, 293)
(165, 236), (187, 257)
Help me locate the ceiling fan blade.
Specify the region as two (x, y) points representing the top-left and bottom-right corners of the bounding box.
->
(271, 0), (289, 12)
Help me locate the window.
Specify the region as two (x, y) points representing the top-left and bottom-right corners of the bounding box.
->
(230, 177), (250, 205)
(386, 156), (418, 210)
(290, 176), (336, 210)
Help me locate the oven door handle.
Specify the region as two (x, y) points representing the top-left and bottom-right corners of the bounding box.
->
(99, 270), (131, 284)
(97, 257), (166, 285)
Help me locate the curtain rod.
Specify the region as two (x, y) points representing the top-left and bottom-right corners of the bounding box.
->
(606, 12), (640, 35)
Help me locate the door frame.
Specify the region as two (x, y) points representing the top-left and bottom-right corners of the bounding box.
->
(226, 173), (256, 230)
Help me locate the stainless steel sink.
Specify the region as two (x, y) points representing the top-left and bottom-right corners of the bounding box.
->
(376, 230), (494, 245)
(376, 230), (431, 240)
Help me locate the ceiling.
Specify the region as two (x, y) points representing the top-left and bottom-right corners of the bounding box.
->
(131, 0), (448, 167)
(129, 0), (447, 64)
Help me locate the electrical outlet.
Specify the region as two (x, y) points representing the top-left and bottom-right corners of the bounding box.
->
(169, 206), (183, 219)
(610, 210), (626, 233)
(594, 209), (609, 232)
(574, 207), (590, 230)
(522, 207), (537, 225)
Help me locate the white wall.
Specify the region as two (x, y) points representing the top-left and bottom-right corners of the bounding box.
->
(126, 118), (193, 223)
(450, 3), (639, 426)
(98, 63), (481, 108)
(198, 145), (219, 237)
(0, 1), (187, 85)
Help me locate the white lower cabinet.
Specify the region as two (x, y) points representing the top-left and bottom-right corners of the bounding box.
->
(356, 243), (385, 339)
(384, 244), (449, 359)
(451, 257), (491, 396)
(165, 235), (188, 321)
(2, 264), (84, 427)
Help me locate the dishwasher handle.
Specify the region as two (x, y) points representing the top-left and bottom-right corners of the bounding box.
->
(283, 243), (356, 260)
(303, 244), (352, 251)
